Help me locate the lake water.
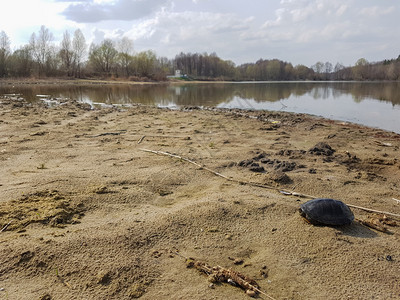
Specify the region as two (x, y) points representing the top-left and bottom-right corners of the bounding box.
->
(1, 81), (399, 133)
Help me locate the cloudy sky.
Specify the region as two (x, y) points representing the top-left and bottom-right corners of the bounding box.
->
(2, 0), (400, 66)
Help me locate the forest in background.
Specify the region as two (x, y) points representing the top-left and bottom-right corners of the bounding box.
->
(1, 26), (400, 82)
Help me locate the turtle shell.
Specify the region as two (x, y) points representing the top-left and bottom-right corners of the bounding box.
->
(299, 198), (354, 225)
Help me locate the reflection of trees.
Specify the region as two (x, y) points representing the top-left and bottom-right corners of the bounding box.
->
(1, 82), (400, 107)
(328, 82), (400, 105)
(170, 83), (312, 106)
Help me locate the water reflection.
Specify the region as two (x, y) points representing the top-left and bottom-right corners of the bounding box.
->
(1, 82), (399, 132)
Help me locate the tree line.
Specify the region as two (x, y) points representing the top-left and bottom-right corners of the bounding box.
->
(0, 26), (399, 81)
(0, 26), (170, 80)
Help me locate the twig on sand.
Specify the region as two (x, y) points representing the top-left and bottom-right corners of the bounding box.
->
(374, 141), (393, 147)
(140, 148), (400, 219)
(0, 221), (11, 233)
(393, 198), (400, 204)
(347, 204), (400, 218)
(175, 251), (276, 299)
(356, 218), (388, 233)
(137, 135), (146, 144)
(136, 135), (190, 144)
(86, 130), (127, 138)
(140, 148), (276, 189)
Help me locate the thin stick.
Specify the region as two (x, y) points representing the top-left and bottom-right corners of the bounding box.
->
(137, 135), (146, 144)
(393, 198), (400, 204)
(0, 221), (11, 233)
(135, 134), (190, 144)
(86, 131), (126, 138)
(348, 204), (400, 218)
(140, 148), (277, 189)
(140, 149), (400, 219)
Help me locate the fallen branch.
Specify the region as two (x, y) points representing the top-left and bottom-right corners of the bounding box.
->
(140, 148), (278, 190)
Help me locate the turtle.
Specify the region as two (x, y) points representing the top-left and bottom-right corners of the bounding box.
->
(299, 198), (354, 226)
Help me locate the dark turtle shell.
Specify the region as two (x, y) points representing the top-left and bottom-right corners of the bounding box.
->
(299, 198), (354, 225)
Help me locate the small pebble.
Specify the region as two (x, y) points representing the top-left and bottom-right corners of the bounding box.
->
(227, 279), (237, 286)
(225, 234), (233, 240)
(246, 289), (257, 297)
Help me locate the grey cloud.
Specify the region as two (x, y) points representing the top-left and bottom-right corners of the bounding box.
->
(61, 0), (168, 23)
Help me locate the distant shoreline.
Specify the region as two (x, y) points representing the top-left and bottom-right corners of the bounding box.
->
(2, 78), (399, 86)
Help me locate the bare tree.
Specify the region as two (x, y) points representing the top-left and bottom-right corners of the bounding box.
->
(333, 62), (345, 80)
(72, 29), (86, 77)
(312, 61), (324, 74)
(30, 26), (54, 77)
(324, 61), (333, 80)
(0, 31), (11, 77)
(59, 31), (73, 76)
(117, 37), (134, 77)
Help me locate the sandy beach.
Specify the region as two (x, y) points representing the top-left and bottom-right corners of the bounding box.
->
(1, 95), (399, 299)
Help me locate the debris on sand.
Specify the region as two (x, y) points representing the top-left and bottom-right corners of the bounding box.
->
(185, 257), (275, 298)
(358, 214), (398, 233)
(308, 142), (336, 156)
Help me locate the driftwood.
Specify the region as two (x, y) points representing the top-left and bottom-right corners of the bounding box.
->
(140, 148), (400, 219)
(185, 257), (275, 299)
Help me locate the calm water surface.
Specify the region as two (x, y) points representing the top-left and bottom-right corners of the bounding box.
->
(1, 82), (399, 133)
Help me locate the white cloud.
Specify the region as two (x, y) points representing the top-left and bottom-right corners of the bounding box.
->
(2, 0), (77, 47)
(336, 4), (347, 16)
(359, 6), (395, 17)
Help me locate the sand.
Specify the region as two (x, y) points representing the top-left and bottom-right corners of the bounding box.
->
(0, 95), (399, 300)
